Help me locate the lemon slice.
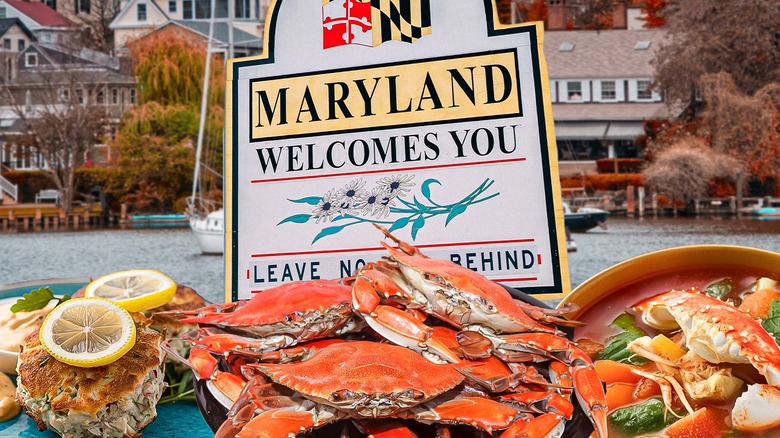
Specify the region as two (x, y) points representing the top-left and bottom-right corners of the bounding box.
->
(39, 298), (136, 367)
(84, 269), (176, 312)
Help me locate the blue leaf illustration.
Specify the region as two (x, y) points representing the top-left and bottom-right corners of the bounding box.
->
(288, 196), (323, 205)
(411, 216), (425, 240)
(413, 196), (426, 211)
(312, 224), (347, 244)
(445, 204), (468, 226)
(421, 179), (441, 201)
(388, 216), (410, 233)
(278, 214), (312, 225)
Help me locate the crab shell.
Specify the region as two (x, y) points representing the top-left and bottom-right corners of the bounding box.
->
(178, 280), (361, 340)
(380, 241), (560, 335)
(247, 341), (465, 418)
(635, 289), (780, 432)
(633, 288), (780, 386)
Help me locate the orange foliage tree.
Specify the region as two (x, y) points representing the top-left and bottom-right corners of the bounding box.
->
(640, 0), (666, 28)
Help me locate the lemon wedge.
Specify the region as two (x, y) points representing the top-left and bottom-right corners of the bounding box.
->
(84, 269), (176, 312)
(39, 298), (136, 367)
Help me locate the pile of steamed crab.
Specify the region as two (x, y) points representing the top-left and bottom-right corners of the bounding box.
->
(159, 227), (608, 438)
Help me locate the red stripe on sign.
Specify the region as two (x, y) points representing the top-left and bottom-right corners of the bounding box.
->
(251, 237), (535, 258)
(494, 277), (538, 282)
(250, 157), (526, 184)
(246, 269), (250, 279)
(537, 254), (542, 265)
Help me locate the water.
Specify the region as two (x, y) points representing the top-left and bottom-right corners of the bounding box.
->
(1, 217), (779, 304)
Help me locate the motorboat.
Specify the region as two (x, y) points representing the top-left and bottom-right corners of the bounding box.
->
(563, 202), (610, 232)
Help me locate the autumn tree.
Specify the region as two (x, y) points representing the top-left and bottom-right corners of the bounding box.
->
(571, 0), (615, 30)
(643, 138), (742, 209)
(107, 103), (198, 212)
(640, 0), (666, 28)
(698, 72), (780, 186)
(652, 0), (780, 108)
(1, 59), (109, 212)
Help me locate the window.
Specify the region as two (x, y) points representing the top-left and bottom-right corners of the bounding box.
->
(24, 89), (32, 112)
(3, 39), (9, 50)
(5, 58), (11, 81)
(59, 87), (70, 102)
(601, 80), (616, 100)
(111, 88), (119, 104)
(634, 41), (651, 50)
(567, 81), (582, 101)
(559, 42), (575, 52)
(76, 89), (84, 104)
(97, 89), (105, 104)
(637, 80), (652, 100)
(182, 0), (192, 18)
(44, 0), (56, 9)
(129, 88), (136, 104)
(17, 39), (24, 51)
(137, 3), (147, 21)
(168, 0), (176, 12)
(25, 53), (37, 67)
(0, 7), (6, 18)
(76, 0), (90, 14)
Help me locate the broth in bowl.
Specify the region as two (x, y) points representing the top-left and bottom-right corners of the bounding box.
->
(559, 245), (780, 437)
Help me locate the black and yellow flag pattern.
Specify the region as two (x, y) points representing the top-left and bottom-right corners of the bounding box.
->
(370, 0), (432, 46)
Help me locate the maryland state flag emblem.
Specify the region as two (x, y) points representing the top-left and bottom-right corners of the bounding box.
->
(322, 0), (432, 49)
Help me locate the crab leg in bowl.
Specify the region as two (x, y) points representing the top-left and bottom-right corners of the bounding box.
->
(634, 288), (780, 432)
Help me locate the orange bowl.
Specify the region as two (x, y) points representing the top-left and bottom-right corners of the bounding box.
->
(557, 245), (780, 338)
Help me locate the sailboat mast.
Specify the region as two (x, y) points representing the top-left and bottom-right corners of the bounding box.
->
(192, 0), (217, 200)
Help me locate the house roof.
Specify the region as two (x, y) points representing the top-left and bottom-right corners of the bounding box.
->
(0, 17), (35, 39)
(551, 102), (675, 122)
(172, 20), (262, 52)
(3, 0), (72, 27)
(544, 29), (667, 79)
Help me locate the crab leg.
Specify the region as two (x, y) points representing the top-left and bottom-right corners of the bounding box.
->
(353, 272), (461, 363)
(410, 396), (520, 434)
(479, 332), (607, 438)
(498, 391), (574, 419)
(497, 412), (566, 438)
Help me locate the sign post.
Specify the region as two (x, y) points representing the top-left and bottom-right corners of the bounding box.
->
(226, 0), (569, 301)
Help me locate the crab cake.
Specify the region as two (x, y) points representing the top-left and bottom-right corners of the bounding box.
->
(15, 320), (165, 438)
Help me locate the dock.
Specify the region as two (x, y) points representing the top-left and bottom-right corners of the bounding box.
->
(0, 202), (104, 231)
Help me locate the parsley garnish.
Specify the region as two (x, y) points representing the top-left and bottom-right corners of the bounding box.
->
(761, 298), (780, 346)
(10, 287), (70, 313)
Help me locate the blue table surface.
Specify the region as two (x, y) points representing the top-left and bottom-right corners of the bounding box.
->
(0, 280), (215, 438)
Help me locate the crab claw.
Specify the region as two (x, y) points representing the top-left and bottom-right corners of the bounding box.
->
(497, 412), (566, 438)
(634, 289), (780, 385)
(732, 384), (780, 432)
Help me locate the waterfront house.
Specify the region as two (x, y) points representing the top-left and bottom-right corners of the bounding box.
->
(543, 29), (678, 176)
(109, 0), (268, 53)
(0, 0), (76, 45)
(0, 41), (135, 177)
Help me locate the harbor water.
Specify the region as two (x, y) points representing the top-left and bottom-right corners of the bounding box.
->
(1, 216), (780, 304)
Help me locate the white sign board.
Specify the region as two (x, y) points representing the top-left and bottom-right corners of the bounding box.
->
(226, 0), (570, 301)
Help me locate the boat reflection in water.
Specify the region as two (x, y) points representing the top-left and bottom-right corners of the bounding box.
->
(563, 202), (610, 233)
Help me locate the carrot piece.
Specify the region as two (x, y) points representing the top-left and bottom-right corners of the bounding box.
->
(738, 287), (780, 319)
(665, 407), (729, 438)
(606, 382), (638, 412)
(594, 360), (643, 385)
(633, 377), (661, 400)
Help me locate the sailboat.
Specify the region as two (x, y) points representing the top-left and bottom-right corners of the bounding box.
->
(186, 0), (226, 255)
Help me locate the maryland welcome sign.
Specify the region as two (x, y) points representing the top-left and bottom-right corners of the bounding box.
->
(226, 0), (569, 301)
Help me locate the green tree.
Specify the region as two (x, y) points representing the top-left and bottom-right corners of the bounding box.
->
(107, 103), (198, 212)
(128, 29), (225, 108)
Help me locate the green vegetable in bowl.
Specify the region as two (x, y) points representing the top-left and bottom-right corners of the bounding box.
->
(609, 398), (676, 435)
(596, 313), (649, 365)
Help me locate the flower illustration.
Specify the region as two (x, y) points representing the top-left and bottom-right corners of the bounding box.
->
(377, 174), (415, 197)
(311, 189), (338, 223)
(279, 174), (499, 243)
(334, 178), (367, 216)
